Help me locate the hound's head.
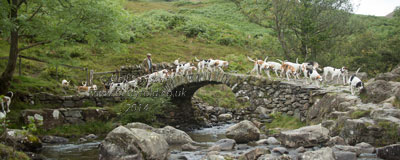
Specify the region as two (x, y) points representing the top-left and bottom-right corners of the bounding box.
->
(355, 81), (364, 90)
(341, 67), (348, 74)
(92, 85), (98, 91)
(223, 61), (229, 68)
(317, 75), (323, 81)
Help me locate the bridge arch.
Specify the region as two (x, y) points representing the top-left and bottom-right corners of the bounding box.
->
(162, 72), (322, 125)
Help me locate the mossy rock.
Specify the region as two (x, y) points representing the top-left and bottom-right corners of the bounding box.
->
(0, 143), (30, 160)
(4, 129), (42, 152)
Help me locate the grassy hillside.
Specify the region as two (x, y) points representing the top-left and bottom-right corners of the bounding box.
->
(1, 0), (271, 130)
(0, 0), (282, 94)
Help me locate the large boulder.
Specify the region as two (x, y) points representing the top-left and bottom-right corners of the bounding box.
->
(225, 120), (260, 143)
(4, 129), (42, 152)
(154, 126), (194, 145)
(99, 126), (169, 160)
(306, 93), (359, 124)
(301, 147), (335, 160)
(363, 80), (400, 103)
(376, 144), (400, 160)
(376, 66), (400, 81)
(338, 118), (400, 146)
(278, 124), (330, 148)
(218, 113), (233, 121)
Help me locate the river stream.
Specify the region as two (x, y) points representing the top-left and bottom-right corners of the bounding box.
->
(40, 123), (381, 160)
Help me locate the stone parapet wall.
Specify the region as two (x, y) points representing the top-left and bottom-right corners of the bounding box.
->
(21, 108), (116, 129)
(119, 62), (176, 78)
(32, 92), (127, 108)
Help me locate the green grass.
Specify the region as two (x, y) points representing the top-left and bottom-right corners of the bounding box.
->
(393, 97), (400, 109)
(194, 84), (250, 109)
(376, 121), (400, 146)
(350, 109), (371, 119)
(0, 143), (30, 160)
(265, 112), (306, 133)
(37, 121), (114, 137)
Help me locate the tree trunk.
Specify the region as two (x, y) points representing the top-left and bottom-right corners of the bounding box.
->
(0, 0), (18, 95)
(277, 31), (289, 57)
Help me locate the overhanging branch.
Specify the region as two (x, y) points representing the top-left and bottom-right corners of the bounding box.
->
(18, 41), (50, 51)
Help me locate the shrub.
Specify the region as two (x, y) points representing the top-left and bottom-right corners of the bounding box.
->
(113, 83), (176, 125)
(350, 109), (371, 119)
(265, 112), (306, 130)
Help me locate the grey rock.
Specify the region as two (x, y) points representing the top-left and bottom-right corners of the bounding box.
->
(226, 120), (260, 143)
(266, 137), (280, 145)
(218, 113), (233, 121)
(169, 154), (188, 160)
(125, 122), (155, 131)
(181, 143), (199, 151)
(214, 139), (236, 151)
(272, 147), (288, 155)
(376, 144), (400, 160)
(301, 147), (335, 160)
(154, 126), (194, 145)
(296, 146), (306, 153)
(99, 126), (169, 160)
(256, 139), (268, 145)
(41, 135), (69, 144)
(355, 142), (375, 154)
(78, 138), (87, 143)
(332, 145), (361, 156)
(5, 129), (42, 152)
(206, 155), (225, 160)
(239, 148), (269, 160)
(334, 151), (357, 160)
(85, 134), (98, 140)
(325, 136), (347, 146)
(278, 124), (330, 148)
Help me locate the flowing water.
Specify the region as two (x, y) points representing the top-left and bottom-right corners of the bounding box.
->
(40, 123), (382, 160)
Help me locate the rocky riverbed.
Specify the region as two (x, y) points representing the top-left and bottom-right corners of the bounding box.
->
(15, 65), (400, 160)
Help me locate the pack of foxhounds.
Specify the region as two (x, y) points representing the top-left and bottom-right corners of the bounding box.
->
(0, 55), (365, 118)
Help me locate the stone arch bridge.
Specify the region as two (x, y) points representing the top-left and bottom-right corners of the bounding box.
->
(161, 71), (323, 124)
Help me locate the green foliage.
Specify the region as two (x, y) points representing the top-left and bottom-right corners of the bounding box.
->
(37, 121), (114, 137)
(350, 110), (371, 119)
(113, 83), (175, 125)
(265, 112), (306, 130)
(194, 84), (249, 109)
(376, 121), (400, 146)
(393, 98), (400, 109)
(0, 143), (30, 160)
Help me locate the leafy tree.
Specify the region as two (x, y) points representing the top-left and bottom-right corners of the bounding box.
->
(232, 0), (294, 57)
(288, 0), (353, 59)
(0, 0), (132, 94)
(233, 0), (353, 61)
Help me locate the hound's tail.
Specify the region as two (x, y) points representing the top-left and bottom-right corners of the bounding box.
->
(276, 59), (284, 64)
(173, 58), (180, 65)
(194, 57), (200, 62)
(355, 67), (361, 75)
(7, 91), (13, 98)
(264, 56), (269, 62)
(296, 58), (299, 64)
(247, 56), (255, 62)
